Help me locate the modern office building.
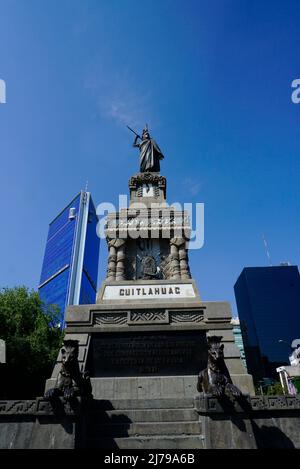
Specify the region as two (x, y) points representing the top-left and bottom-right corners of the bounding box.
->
(231, 318), (247, 370)
(38, 191), (100, 326)
(234, 265), (300, 381)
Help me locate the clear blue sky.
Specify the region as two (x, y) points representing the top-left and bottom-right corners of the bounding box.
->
(0, 0), (299, 315)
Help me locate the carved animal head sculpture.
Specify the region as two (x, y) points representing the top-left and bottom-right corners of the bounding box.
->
(61, 340), (79, 369)
(207, 336), (224, 364)
(197, 335), (242, 397)
(44, 339), (93, 401)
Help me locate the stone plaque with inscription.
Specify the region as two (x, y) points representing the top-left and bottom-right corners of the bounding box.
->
(91, 331), (206, 377)
(102, 283), (196, 300)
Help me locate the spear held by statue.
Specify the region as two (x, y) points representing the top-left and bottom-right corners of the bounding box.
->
(126, 125), (141, 140)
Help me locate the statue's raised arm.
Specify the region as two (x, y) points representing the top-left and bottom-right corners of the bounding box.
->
(131, 124), (164, 173)
(133, 134), (140, 148)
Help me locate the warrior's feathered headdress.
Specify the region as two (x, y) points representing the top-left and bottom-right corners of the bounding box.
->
(142, 124), (149, 135)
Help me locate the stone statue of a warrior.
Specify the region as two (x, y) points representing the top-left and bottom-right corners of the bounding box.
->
(133, 125), (164, 173)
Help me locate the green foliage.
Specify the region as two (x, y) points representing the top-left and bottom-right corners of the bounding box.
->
(264, 381), (284, 396)
(0, 286), (64, 398)
(292, 377), (300, 393)
(255, 380), (285, 396)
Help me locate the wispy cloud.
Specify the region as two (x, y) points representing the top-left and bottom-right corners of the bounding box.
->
(182, 177), (202, 197)
(84, 64), (152, 129)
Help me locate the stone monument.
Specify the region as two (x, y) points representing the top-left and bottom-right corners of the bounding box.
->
(46, 126), (253, 402)
(42, 127), (255, 448)
(2, 128), (300, 450)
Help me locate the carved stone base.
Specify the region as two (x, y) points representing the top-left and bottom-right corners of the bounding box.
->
(1, 396), (300, 448)
(46, 279), (254, 397)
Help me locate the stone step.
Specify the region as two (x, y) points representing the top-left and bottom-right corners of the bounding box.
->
(92, 408), (199, 423)
(88, 435), (205, 449)
(89, 421), (202, 437)
(91, 398), (195, 411)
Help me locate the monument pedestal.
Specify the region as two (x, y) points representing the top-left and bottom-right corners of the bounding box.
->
(46, 279), (254, 398)
(44, 169), (254, 449)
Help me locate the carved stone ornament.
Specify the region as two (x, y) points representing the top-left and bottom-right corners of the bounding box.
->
(108, 238), (126, 249)
(44, 340), (92, 401)
(170, 237), (186, 248)
(141, 255), (157, 279)
(129, 310), (168, 324)
(170, 311), (204, 323)
(94, 312), (128, 325)
(129, 173), (166, 190)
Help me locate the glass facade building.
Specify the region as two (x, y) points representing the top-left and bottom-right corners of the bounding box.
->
(38, 191), (100, 326)
(234, 266), (300, 381)
(231, 318), (247, 370)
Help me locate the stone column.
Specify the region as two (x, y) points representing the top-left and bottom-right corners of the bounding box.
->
(170, 238), (181, 280)
(178, 240), (191, 279)
(116, 240), (126, 281)
(106, 240), (117, 281)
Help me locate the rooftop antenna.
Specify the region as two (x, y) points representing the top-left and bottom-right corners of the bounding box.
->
(262, 234), (273, 266)
(85, 180), (89, 192)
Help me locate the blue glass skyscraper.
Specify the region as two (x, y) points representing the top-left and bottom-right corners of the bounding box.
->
(234, 265), (300, 381)
(38, 191), (100, 326)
